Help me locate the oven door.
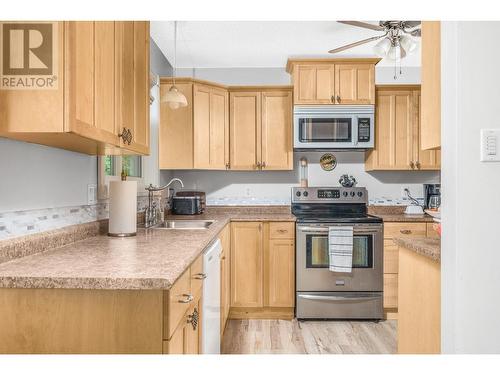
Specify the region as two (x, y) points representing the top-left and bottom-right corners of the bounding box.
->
(296, 223), (383, 292)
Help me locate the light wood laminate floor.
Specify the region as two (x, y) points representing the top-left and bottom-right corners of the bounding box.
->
(222, 319), (397, 354)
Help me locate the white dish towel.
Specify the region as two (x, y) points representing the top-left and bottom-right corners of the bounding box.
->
(328, 226), (354, 273)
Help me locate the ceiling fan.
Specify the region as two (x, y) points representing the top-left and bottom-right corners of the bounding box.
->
(328, 21), (421, 79)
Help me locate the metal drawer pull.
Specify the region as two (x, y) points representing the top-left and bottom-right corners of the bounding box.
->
(178, 294), (193, 303)
(400, 229), (412, 234)
(193, 273), (207, 280)
(277, 229), (288, 233)
(300, 294), (379, 302)
(118, 127), (132, 145)
(187, 307), (199, 330)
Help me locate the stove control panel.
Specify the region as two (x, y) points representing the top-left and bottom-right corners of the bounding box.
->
(292, 187), (367, 204)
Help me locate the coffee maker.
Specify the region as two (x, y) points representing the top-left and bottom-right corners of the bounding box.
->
(423, 184), (441, 209)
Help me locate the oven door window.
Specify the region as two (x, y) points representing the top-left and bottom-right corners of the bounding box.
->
(299, 118), (352, 143)
(306, 234), (373, 268)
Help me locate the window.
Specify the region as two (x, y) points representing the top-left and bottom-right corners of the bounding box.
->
(98, 155), (144, 199)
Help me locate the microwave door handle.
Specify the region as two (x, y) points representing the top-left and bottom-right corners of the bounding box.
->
(353, 116), (359, 146)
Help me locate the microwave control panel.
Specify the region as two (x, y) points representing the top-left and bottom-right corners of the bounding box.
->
(358, 118), (371, 142)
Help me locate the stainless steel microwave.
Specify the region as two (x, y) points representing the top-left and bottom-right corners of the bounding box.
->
(293, 105), (375, 150)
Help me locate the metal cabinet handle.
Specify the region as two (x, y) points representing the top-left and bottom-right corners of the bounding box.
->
(410, 161), (415, 169)
(118, 127), (132, 145)
(336, 95), (341, 103)
(261, 161), (266, 169)
(331, 95), (335, 103)
(400, 229), (412, 235)
(178, 293), (194, 303)
(277, 229), (288, 233)
(256, 162), (261, 169)
(187, 307), (199, 330)
(416, 161), (421, 169)
(225, 162), (230, 170)
(193, 273), (207, 280)
(221, 255), (226, 260)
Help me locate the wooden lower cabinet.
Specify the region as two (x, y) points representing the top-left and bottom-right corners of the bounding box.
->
(229, 221), (295, 319)
(398, 246), (440, 353)
(219, 224), (231, 338)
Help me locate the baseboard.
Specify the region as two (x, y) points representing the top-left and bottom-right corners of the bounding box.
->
(384, 308), (398, 320)
(228, 307), (294, 320)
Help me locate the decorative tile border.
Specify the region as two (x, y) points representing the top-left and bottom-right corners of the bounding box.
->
(0, 194), (164, 241)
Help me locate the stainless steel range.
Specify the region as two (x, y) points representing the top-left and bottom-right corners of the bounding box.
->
(292, 186), (384, 320)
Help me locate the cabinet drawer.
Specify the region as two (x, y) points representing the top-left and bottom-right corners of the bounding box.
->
(269, 222), (295, 239)
(384, 240), (399, 274)
(383, 274), (398, 309)
(165, 269), (191, 340)
(384, 222), (427, 239)
(190, 254), (204, 297)
(426, 223), (440, 239)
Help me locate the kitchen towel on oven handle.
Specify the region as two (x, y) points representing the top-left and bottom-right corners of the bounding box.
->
(328, 226), (353, 273)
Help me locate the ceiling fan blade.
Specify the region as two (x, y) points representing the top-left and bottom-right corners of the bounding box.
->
(328, 35), (385, 54)
(338, 21), (385, 31)
(403, 21), (421, 28)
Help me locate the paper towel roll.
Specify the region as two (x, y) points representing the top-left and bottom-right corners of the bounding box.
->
(108, 181), (137, 237)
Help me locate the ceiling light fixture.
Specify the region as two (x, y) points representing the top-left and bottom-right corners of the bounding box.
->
(162, 21), (187, 109)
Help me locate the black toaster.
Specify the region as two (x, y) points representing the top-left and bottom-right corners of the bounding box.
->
(172, 192), (205, 215)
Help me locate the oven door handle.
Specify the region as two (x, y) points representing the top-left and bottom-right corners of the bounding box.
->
(297, 226), (382, 234)
(299, 294), (380, 302)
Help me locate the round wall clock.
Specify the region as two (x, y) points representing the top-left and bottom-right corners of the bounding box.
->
(319, 153), (337, 171)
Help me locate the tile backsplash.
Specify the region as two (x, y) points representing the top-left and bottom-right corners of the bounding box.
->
(0, 194), (164, 241)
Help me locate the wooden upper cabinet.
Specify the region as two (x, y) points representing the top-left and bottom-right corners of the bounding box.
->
(193, 84), (229, 169)
(261, 90), (293, 170)
(335, 63), (375, 104)
(229, 91), (261, 170)
(293, 64), (335, 104)
(421, 21), (441, 150)
(115, 21), (150, 155)
(231, 222), (263, 308)
(0, 21), (150, 155)
(287, 59), (379, 105)
(365, 86), (440, 171)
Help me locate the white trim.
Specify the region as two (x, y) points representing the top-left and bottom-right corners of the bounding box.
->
(97, 155), (145, 200)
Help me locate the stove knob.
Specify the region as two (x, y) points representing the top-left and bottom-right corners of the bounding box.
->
(350, 191), (356, 197)
(342, 191), (348, 197)
(357, 191), (363, 197)
(303, 191), (309, 197)
(296, 191), (301, 197)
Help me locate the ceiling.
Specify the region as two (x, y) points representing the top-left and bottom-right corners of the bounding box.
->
(150, 21), (421, 69)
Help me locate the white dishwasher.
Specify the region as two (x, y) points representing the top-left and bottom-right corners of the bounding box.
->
(201, 239), (222, 354)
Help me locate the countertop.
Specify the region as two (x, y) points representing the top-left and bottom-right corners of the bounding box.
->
(392, 237), (441, 262)
(0, 207), (295, 290)
(368, 205), (434, 222)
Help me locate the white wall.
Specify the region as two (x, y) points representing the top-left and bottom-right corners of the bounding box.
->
(0, 138), (97, 212)
(441, 21), (500, 354)
(161, 65), (438, 204)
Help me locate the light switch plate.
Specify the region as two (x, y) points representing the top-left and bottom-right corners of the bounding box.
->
(481, 129), (500, 162)
(87, 184), (97, 205)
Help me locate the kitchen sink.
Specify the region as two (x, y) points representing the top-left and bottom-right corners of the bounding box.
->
(152, 220), (216, 230)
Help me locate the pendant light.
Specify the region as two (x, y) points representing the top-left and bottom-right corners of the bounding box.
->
(162, 21), (187, 109)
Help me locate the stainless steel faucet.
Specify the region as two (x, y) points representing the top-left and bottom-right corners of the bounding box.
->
(144, 178), (184, 228)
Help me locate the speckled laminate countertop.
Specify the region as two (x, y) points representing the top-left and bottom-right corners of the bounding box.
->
(0, 207), (295, 290)
(393, 237), (441, 262)
(368, 205), (434, 222)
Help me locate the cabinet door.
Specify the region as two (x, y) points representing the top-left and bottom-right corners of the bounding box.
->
(65, 22), (96, 136)
(231, 222), (263, 307)
(420, 21), (441, 150)
(209, 87), (229, 169)
(293, 65), (335, 104)
(414, 90), (441, 170)
(266, 239), (295, 307)
(184, 297), (202, 354)
(229, 92), (261, 170)
(167, 320), (186, 354)
(219, 224), (231, 337)
(115, 21), (150, 155)
(366, 88), (414, 170)
(193, 84), (211, 169)
(261, 90), (293, 170)
(334, 63), (375, 104)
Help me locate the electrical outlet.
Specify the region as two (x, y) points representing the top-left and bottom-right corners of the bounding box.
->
(87, 184), (97, 205)
(401, 186), (410, 199)
(245, 188), (251, 196)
